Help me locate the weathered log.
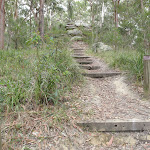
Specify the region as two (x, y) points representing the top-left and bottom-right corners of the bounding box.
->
(82, 72), (121, 78)
(77, 119), (150, 132)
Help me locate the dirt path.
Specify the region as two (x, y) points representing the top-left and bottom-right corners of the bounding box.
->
(68, 41), (150, 150)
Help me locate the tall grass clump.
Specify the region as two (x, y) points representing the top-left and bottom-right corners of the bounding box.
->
(0, 34), (82, 111)
(93, 49), (144, 82)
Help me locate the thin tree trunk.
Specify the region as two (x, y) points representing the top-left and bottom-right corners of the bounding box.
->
(141, 0), (144, 10)
(39, 0), (44, 39)
(113, 0), (119, 28)
(30, 0), (33, 37)
(114, 1), (118, 27)
(90, 0), (94, 45)
(14, 0), (18, 20)
(0, 0), (5, 50)
(0, 127), (1, 150)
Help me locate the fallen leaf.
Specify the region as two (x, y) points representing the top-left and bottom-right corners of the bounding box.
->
(107, 136), (113, 146)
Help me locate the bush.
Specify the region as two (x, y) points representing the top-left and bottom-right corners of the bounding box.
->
(94, 49), (144, 82)
(0, 46), (82, 111)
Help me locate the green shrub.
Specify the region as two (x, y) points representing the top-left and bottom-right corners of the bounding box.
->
(92, 49), (144, 82)
(0, 46), (82, 111)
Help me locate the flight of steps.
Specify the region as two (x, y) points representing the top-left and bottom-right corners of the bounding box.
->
(71, 46), (121, 78)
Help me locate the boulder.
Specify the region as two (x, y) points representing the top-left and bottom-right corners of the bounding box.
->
(75, 21), (91, 28)
(67, 29), (82, 36)
(92, 42), (112, 52)
(70, 36), (83, 41)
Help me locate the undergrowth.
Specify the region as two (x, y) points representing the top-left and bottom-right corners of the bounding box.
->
(88, 49), (144, 82)
(0, 39), (82, 111)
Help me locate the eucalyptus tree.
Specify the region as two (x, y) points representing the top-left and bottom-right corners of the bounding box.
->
(89, 0), (149, 52)
(45, 0), (64, 30)
(39, 0), (45, 39)
(5, 0), (31, 49)
(67, 0), (73, 21)
(0, 0), (5, 49)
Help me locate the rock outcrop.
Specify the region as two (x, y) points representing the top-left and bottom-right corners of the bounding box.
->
(92, 42), (113, 52)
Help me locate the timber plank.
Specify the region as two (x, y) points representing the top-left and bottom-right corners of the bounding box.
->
(73, 48), (84, 50)
(79, 65), (100, 70)
(77, 119), (150, 132)
(73, 53), (84, 56)
(72, 56), (91, 59)
(77, 60), (93, 65)
(82, 72), (121, 78)
(73, 50), (85, 53)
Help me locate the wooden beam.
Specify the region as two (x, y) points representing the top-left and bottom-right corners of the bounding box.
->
(73, 53), (84, 56)
(73, 48), (84, 50)
(82, 72), (121, 78)
(77, 119), (150, 132)
(72, 56), (91, 59)
(77, 60), (93, 65)
(79, 65), (100, 70)
(73, 50), (85, 53)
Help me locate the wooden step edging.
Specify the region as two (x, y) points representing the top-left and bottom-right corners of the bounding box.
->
(77, 119), (150, 132)
(79, 65), (100, 70)
(73, 48), (84, 50)
(77, 60), (93, 65)
(72, 56), (91, 59)
(73, 53), (84, 56)
(73, 50), (85, 53)
(82, 72), (121, 78)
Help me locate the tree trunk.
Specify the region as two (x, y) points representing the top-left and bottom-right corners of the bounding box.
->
(0, 127), (1, 150)
(114, 1), (118, 27)
(30, 0), (33, 37)
(39, 0), (44, 39)
(67, 0), (73, 21)
(0, 0), (5, 50)
(141, 0), (144, 10)
(14, 0), (18, 20)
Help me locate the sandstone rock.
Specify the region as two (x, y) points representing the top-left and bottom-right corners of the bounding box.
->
(67, 29), (82, 36)
(92, 42), (112, 52)
(75, 22), (91, 28)
(71, 36), (83, 41)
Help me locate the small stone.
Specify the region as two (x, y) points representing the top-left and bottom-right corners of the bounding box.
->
(124, 136), (137, 146)
(90, 136), (101, 146)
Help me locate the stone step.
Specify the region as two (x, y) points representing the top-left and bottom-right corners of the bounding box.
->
(77, 60), (93, 65)
(72, 56), (91, 59)
(77, 119), (150, 132)
(82, 72), (121, 78)
(79, 65), (100, 70)
(66, 26), (76, 30)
